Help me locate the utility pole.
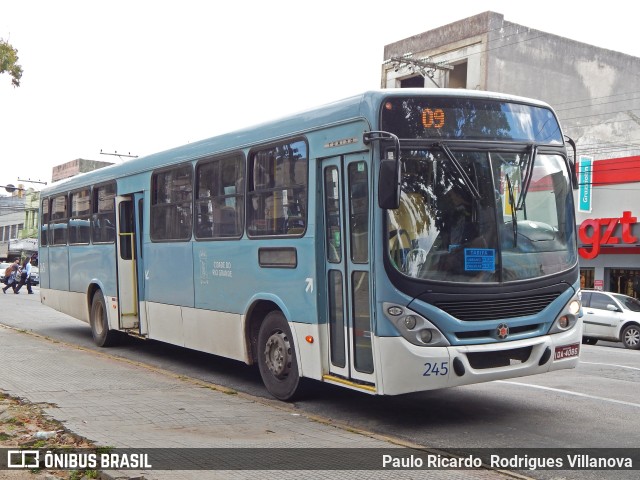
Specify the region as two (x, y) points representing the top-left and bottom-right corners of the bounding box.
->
(384, 53), (454, 88)
(17, 178), (47, 186)
(100, 149), (138, 161)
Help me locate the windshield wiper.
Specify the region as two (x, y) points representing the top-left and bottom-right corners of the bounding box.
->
(506, 174), (518, 246)
(432, 142), (481, 201)
(516, 144), (537, 210)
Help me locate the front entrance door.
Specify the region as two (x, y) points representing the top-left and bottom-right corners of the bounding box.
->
(116, 195), (139, 330)
(322, 154), (375, 385)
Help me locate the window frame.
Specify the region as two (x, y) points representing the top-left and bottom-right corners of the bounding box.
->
(589, 292), (617, 311)
(69, 188), (92, 245)
(91, 182), (117, 244)
(194, 152), (245, 240)
(150, 163), (194, 242)
(246, 138), (309, 239)
(40, 198), (50, 247)
(49, 193), (69, 246)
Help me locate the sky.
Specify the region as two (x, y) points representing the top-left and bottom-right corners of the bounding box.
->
(1, 0), (637, 190)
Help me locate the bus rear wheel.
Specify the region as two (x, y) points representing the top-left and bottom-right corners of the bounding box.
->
(90, 290), (118, 347)
(257, 311), (301, 401)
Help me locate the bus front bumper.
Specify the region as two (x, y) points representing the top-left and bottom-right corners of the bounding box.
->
(375, 326), (581, 396)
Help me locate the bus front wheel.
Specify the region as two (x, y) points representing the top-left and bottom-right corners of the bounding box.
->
(90, 290), (118, 347)
(257, 311), (301, 401)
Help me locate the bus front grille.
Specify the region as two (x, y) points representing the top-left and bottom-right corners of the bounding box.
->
(455, 324), (541, 340)
(434, 292), (561, 321)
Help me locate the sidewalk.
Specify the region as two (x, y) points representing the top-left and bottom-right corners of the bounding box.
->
(0, 307), (518, 480)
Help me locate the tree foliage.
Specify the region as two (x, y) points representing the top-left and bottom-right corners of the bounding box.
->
(0, 39), (23, 87)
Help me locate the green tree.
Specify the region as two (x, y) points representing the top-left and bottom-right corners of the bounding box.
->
(0, 39), (23, 87)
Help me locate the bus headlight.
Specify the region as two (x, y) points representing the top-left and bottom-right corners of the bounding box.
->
(568, 299), (581, 315)
(548, 295), (581, 334)
(419, 329), (433, 343)
(383, 303), (450, 347)
(404, 315), (417, 329)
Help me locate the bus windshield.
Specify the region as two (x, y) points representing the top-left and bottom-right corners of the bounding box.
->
(387, 147), (577, 282)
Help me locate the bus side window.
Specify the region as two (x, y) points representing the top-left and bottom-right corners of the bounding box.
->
(248, 140), (307, 237)
(348, 162), (368, 263)
(92, 182), (117, 244)
(195, 154), (244, 239)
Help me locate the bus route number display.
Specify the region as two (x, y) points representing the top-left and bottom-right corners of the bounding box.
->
(422, 108), (445, 129)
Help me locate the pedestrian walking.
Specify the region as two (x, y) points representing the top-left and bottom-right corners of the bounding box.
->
(14, 257), (34, 294)
(2, 258), (21, 294)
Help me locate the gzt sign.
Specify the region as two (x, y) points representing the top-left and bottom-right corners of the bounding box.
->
(579, 211), (638, 259)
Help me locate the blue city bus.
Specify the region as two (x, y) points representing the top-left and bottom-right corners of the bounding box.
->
(38, 89), (582, 400)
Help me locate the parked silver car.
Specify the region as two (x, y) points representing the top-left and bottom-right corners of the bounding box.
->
(581, 290), (640, 349)
(30, 266), (39, 285)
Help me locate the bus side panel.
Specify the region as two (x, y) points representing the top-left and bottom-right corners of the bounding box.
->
(48, 246), (70, 292)
(193, 239), (317, 321)
(193, 242), (257, 313)
(245, 239), (316, 326)
(146, 302), (184, 345)
(41, 290), (91, 323)
(69, 244), (117, 295)
(40, 247), (50, 290)
(182, 307), (246, 362)
(145, 242), (195, 307)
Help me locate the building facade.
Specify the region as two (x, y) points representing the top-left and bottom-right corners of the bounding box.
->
(1, 158), (114, 262)
(52, 158), (114, 182)
(382, 11), (640, 298)
(0, 192), (25, 261)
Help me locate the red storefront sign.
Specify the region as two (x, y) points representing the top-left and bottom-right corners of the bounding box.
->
(578, 211), (639, 259)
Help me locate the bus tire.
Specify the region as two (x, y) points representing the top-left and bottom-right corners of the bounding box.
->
(257, 311), (301, 401)
(90, 290), (118, 347)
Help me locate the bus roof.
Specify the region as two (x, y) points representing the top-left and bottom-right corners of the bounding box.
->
(42, 88), (554, 196)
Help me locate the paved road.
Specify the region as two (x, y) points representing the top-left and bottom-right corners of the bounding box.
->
(1, 288), (639, 479)
(0, 287), (519, 480)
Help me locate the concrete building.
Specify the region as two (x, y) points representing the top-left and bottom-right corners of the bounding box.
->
(0, 192), (25, 261)
(382, 11), (640, 297)
(52, 158), (114, 182)
(1, 159), (114, 261)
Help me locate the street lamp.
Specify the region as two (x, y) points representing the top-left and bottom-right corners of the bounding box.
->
(1, 184), (23, 193)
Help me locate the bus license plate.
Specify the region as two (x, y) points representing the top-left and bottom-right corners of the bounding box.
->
(554, 343), (580, 360)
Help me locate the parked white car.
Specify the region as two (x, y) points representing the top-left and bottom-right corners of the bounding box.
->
(581, 290), (640, 349)
(0, 262), (11, 282)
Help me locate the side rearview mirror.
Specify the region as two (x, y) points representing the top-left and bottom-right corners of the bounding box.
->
(363, 131), (402, 211)
(564, 136), (579, 190)
(378, 159), (400, 210)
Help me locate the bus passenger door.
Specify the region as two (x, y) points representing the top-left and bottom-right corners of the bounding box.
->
(322, 154), (375, 387)
(116, 196), (139, 330)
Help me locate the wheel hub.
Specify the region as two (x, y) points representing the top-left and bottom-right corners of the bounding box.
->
(264, 331), (291, 379)
(624, 327), (639, 347)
